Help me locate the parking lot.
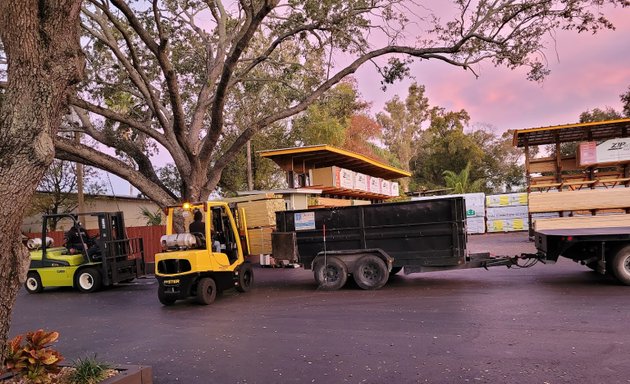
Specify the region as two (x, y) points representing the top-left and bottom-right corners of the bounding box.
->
(8, 233), (630, 384)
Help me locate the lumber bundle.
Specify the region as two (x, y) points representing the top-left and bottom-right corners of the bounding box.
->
(222, 193), (281, 204)
(308, 196), (353, 208)
(247, 226), (274, 255)
(534, 214), (630, 231)
(238, 199), (285, 228)
(528, 188), (630, 213)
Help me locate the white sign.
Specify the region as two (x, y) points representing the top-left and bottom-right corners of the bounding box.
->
(596, 138), (630, 164)
(294, 212), (315, 231)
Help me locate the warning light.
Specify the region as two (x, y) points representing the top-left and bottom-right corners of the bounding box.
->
(182, 202), (192, 210)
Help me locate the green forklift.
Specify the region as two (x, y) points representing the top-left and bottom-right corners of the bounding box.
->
(25, 212), (145, 293)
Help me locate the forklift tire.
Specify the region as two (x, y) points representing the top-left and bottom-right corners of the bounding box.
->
(611, 245), (630, 285)
(75, 268), (102, 293)
(236, 263), (254, 293)
(25, 272), (43, 294)
(158, 288), (176, 306)
(353, 254), (389, 290)
(313, 257), (348, 291)
(196, 277), (217, 305)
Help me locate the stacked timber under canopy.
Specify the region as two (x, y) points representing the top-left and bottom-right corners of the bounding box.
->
(513, 118), (630, 232)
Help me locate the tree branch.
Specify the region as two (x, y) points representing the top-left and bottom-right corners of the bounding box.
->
(56, 137), (178, 204)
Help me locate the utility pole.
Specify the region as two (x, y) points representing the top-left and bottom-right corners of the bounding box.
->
(246, 140), (253, 190)
(75, 131), (85, 214)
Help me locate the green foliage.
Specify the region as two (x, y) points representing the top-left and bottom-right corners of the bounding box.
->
(157, 164), (183, 199)
(412, 107), (481, 189)
(69, 355), (111, 384)
(443, 162), (485, 194)
(622, 86), (630, 117)
(28, 159), (107, 230)
(140, 206), (163, 226)
(2, 329), (64, 384)
(579, 107), (622, 123)
(292, 80), (370, 148)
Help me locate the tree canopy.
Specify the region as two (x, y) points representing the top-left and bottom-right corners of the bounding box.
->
(47, 0), (629, 208)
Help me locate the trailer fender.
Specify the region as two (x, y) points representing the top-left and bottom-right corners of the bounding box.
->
(312, 249), (394, 273)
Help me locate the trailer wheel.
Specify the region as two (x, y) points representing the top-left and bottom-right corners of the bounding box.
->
(158, 287), (176, 306)
(75, 268), (102, 293)
(196, 277), (217, 305)
(25, 272), (43, 294)
(611, 245), (630, 285)
(313, 257), (348, 291)
(236, 263), (254, 293)
(353, 255), (389, 290)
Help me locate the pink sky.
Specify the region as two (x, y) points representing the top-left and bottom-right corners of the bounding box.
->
(354, 8), (630, 133)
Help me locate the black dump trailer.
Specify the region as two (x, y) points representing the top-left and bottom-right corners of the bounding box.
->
(273, 197), (524, 290)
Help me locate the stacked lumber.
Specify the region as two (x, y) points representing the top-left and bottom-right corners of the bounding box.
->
(247, 227), (274, 255)
(308, 196), (352, 208)
(238, 198), (285, 227)
(236, 198), (286, 255)
(534, 214), (630, 231)
(528, 188), (630, 213)
(222, 193), (281, 204)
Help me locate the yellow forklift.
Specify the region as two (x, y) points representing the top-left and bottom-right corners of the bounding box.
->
(154, 201), (253, 305)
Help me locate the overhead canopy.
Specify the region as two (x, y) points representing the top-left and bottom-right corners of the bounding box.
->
(259, 145), (411, 180)
(513, 118), (630, 147)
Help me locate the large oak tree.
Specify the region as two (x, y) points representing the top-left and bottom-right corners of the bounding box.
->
(58, 0), (629, 208)
(0, 0), (84, 360)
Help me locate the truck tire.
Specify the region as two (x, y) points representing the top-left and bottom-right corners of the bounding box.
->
(236, 263), (254, 293)
(196, 277), (217, 305)
(25, 272), (43, 294)
(353, 255), (389, 290)
(313, 257), (348, 291)
(75, 268), (102, 293)
(158, 287), (176, 306)
(611, 245), (630, 285)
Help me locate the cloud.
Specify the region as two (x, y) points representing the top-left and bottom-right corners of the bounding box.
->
(356, 6), (630, 133)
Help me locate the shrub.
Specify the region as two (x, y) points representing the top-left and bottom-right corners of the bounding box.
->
(68, 354), (111, 384)
(2, 329), (64, 384)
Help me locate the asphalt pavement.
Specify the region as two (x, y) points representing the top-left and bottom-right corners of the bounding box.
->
(8, 232), (630, 384)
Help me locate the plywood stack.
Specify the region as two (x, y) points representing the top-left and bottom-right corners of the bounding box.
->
(529, 188), (630, 231)
(486, 193), (528, 233)
(246, 227), (275, 255)
(412, 193), (485, 234)
(238, 199), (285, 228)
(237, 198), (285, 254)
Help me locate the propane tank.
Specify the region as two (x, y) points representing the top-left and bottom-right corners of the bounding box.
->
(26, 237), (54, 250)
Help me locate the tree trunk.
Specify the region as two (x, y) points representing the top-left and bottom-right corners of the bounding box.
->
(0, 0), (84, 361)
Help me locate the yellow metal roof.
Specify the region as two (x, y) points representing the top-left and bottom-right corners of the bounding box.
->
(513, 118), (630, 147)
(258, 145), (411, 180)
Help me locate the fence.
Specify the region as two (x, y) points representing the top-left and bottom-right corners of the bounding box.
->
(24, 225), (166, 263)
